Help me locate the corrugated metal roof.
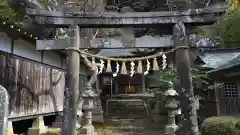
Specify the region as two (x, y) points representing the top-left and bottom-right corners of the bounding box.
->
(208, 54), (240, 73)
(199, 52), (240, 69)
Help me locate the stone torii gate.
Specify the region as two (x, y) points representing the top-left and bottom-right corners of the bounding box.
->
(26, 3), (226, 135)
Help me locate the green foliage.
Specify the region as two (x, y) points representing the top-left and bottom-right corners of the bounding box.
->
(0, 0), (17, 21)
(236, 119), (240, 129)
(147, 67), (211, 97)
(200, 116), (239, 135)
(147, 69), (176, 90)
(198, 1), (240, 48)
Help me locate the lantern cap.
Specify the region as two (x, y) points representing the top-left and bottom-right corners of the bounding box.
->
(164, 88), (178, 96)
(82, 89), (98, 98)
(168, 81), (174, 88)
(96, 89), (102, 94)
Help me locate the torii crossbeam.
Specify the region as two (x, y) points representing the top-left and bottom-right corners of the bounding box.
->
(26, 5), (226, 27)
(27, 5), (226, 50)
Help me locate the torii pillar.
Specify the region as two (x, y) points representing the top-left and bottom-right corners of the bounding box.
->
(62, 24), (80, 135)
(174, 21), (199, 135)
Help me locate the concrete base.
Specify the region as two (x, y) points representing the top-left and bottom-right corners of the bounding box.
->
(51, 115), (62, 128)
(27, 128), (40, 135)
(78, 125), (97, 135)
(7, 121), (14, 135)
(165, 124), (178, 135)
(27, 116), (46, 135)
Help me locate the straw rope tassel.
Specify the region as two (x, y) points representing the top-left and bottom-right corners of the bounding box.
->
(113, 62), (120, 77)
(99, 59), (105, 74)
(130, 61), (135, 77)
(144, 59), (150, 75)
(121, 61), (128, 75)
(152, 58), (159, 71)
(137, 60), (143, 74)
(162, 53), (167, 70)
(106, 60), (112, 73)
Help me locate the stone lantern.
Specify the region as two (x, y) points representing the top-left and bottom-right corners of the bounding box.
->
(93, 88), (104, 123)
(79, 84), (98, 135)
(164, 85), (180, 135)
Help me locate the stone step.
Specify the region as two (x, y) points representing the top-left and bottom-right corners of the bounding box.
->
(105, 126), (145, 132)
(114, 130), (164, 135)
(106, 119), (145, 127)
(104, 127), (164, 135)
(106, 99), (148, 119)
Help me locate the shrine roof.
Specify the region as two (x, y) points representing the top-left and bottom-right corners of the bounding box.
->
(0, 16), (66, 57)
(0, 16), (37, 42)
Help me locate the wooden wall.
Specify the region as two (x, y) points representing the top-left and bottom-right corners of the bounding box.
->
(0, 32), (88, 119)
(0, 52), (65, 118)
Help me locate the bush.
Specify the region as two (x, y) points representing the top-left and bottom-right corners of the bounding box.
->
(200, 116), (238, 135)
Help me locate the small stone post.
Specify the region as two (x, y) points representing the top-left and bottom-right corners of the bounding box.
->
(0, 85), (9, 135)
(164, 86), (180, 135)
(78, 84), (97, 135)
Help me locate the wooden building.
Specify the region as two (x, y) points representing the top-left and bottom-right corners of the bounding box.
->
(206, 49), (240, 116)
(196, 49), (240, 118)
(0, 17), (88, 123)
